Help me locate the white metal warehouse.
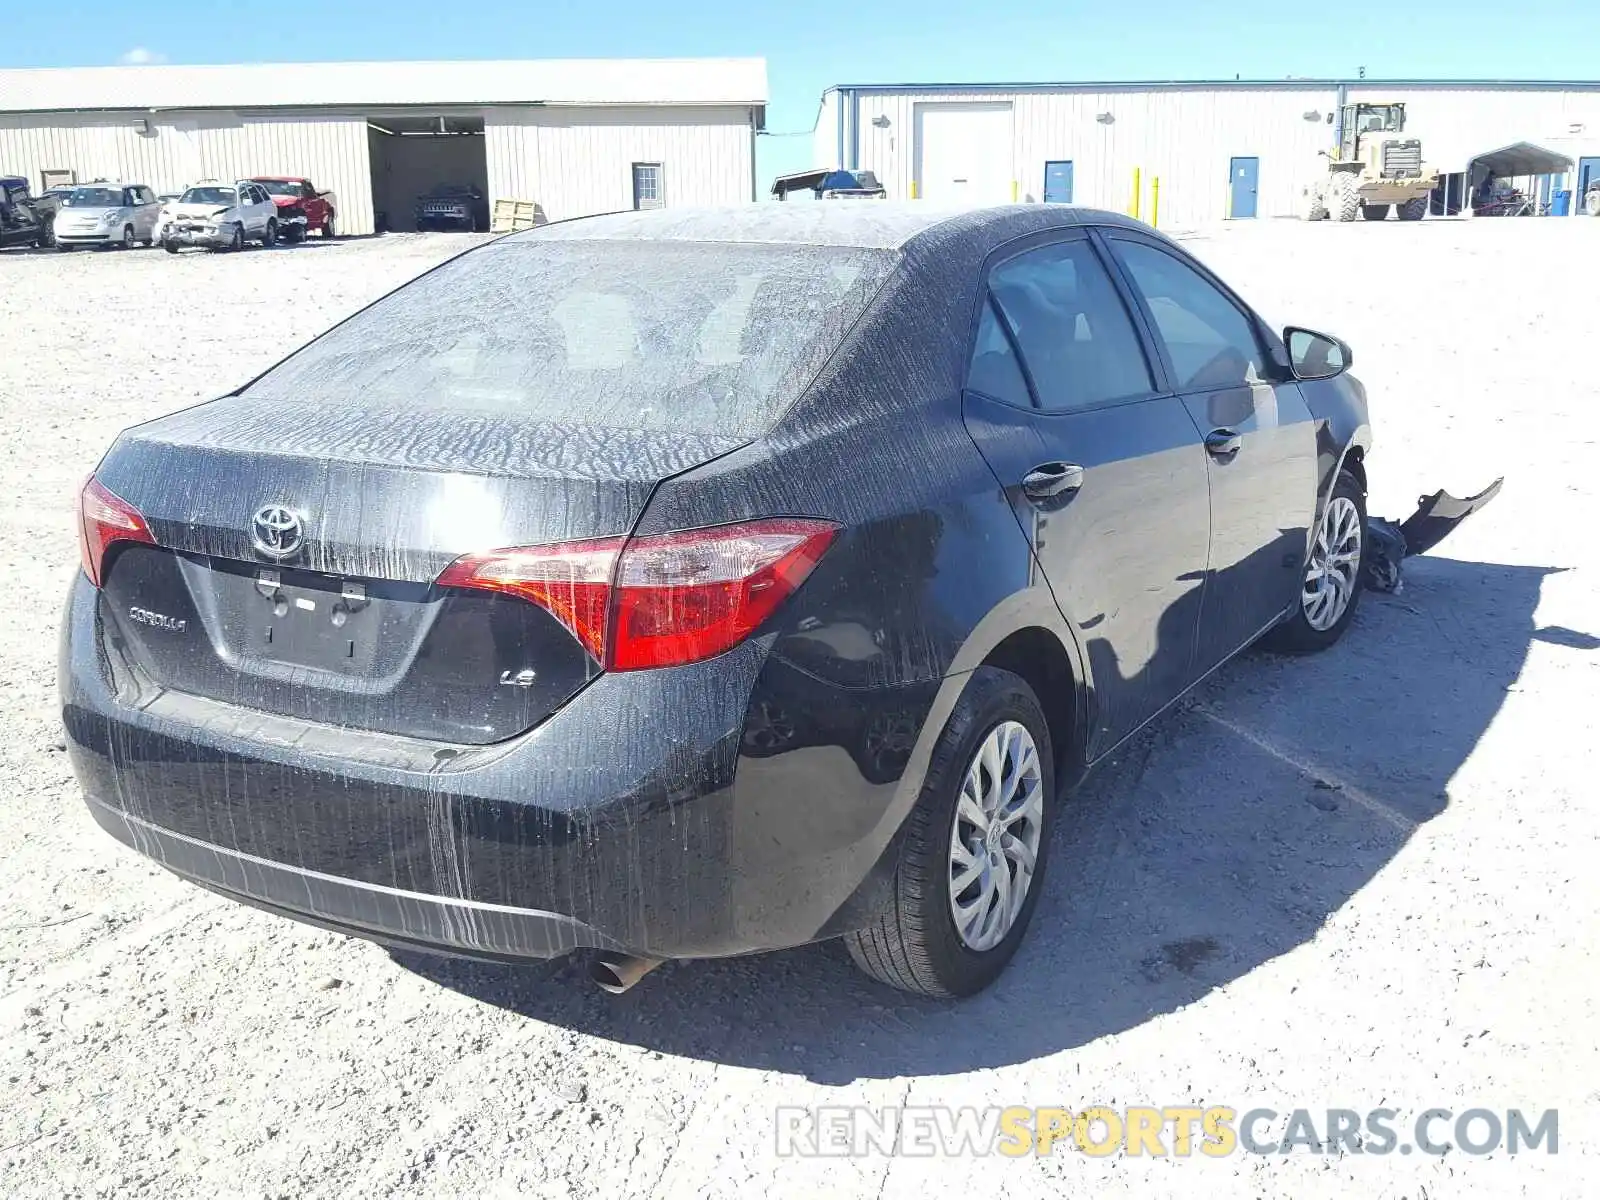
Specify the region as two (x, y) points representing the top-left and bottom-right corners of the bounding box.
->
(816, 79), (1600, 224)
(0, 58), (768, 234)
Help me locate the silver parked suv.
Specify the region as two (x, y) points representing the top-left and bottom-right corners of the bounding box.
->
(161, 180), (279, 252)
(53, 183), (161, 250)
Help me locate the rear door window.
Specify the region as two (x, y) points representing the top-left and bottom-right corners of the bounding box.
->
(986, 239), (1154, 412)
(243, 239), (896, 438)
(1107, 239), (1267, 391)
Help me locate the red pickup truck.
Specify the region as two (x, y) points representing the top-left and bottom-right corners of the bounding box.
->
(249, 177), (337, 242)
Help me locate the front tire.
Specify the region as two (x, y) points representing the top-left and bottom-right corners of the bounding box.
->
(1584, 189), (1600, 217)
(120, 224), (136, 249)
(163, 239), (179, 254)
(1360, 203), (1390, 221)
(1397, 197), (1427, 221)
(321, 212), (337, 238)
(1263, 469), (1367, 653)
(845, 668), (1055, 998)
(261, 218), (277, 246)
(1328, 175), (1360, 222)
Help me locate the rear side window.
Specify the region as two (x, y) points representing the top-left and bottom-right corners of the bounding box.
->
(243, 239), (896, 438)
(966, 300), (1031, 407)
(987, 240), (1153, 412)
(1108, 239), (1267, 391)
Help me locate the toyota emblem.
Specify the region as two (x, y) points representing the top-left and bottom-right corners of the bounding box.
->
(251, 504), (305, 560)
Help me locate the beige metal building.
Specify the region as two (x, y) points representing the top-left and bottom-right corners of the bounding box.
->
(0, 58), (767, 234)
(816, 79), (1600, 224)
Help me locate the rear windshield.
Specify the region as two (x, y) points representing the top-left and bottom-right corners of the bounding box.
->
(243, 239), (896, 438)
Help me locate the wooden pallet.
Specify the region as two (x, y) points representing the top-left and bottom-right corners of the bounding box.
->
(490, 199), (540, 233)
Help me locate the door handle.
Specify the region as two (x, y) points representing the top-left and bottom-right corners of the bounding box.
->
(1021, 462), (1085, 501)
(1205, 429), (1243, 458)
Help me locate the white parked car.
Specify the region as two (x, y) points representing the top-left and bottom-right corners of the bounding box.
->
(161, 181), (279, 252)
(52, 183), (161, 250)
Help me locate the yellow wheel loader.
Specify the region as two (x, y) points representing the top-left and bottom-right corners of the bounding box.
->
(1303, 102), (1438, 223)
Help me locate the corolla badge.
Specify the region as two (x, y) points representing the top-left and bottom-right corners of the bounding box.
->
(251, 504), (305, 560)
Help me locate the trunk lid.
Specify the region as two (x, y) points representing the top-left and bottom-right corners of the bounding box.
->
(95, 398), (745, 744)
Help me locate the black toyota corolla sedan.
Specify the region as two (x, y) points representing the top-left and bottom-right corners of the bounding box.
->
(61, 204), (1371, 998)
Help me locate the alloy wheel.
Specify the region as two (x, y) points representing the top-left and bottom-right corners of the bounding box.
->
(1303, 495), (1362, 630)
(947, 721), (1045, 952)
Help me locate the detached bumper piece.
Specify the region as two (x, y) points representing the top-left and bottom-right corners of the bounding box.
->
(1363, 477), (1504, 593)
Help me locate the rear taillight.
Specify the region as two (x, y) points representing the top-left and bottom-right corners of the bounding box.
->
(437, 518), (839, 671)
(434, 536), (625, 660)
(78, 476), (155, 587)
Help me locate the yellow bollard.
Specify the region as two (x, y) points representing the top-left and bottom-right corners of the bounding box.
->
(909, 179), (918, 200)
(1131, 167), (1142, 220)
(1151, 176), (1160, 228)
(1011, 179), (1019, 202)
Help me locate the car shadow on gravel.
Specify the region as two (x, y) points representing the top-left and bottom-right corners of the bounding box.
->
(397, 556), (1575, 1082)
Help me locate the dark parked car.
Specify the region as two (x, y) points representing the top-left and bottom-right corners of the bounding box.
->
(61, 204), (1372, 998)
(414, 183), (489, 231)
(0, 176), (50, 248)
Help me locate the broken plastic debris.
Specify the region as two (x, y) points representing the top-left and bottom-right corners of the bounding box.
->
(1363, 478), (1504, 594)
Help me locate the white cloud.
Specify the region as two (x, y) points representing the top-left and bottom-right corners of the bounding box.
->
(118, 47), (166, 66)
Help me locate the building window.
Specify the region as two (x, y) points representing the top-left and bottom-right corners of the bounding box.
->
(632, 163), (664, 210)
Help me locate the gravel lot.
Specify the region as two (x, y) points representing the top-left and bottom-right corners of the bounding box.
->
(2, 219), (1597, 1198)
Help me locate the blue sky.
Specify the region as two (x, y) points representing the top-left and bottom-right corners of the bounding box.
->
(7, 0), (1600, 185)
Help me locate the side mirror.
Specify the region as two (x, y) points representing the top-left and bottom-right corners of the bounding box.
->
(1284, 327), (1352, 381)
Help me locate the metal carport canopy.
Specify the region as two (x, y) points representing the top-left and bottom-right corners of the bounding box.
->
(1448, 141), (1573, 176)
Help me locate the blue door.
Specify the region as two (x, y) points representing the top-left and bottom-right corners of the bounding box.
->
(1229, 157), (1259, 219)
(1577, 157), (1600, 216)
(1043, 160), (1074, 204)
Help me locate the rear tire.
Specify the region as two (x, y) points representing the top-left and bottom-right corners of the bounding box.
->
(1360, 203), (1390, 221)
(844, 668), (1055, 998)
(163, 239), (179, 254)
(1328, 175), (1360, 222)
(1302, 186), (1328, 221)
(321, 212), (337, 238)
(1263, 469), (1367, 654)
(1397, 197), (1427, 221)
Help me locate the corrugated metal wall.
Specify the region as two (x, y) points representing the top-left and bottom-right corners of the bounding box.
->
(0, 111), (374, 232)
(2, 103), (759, 236)
(1345, 85), (1600, 176)
(484, 105), (754, 222)
(845, 83), (1600, 225)
(852, 86), (1340, 224)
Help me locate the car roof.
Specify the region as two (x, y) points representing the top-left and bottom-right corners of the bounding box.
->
(511, 202), (1148, 252)
(249, 175), (303, 181)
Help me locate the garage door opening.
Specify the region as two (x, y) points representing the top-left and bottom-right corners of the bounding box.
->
(367, 114), (488, 232)
(913, 102), (1014, 205)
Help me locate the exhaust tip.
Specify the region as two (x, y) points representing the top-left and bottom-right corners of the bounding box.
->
(589, 951), (664, 995)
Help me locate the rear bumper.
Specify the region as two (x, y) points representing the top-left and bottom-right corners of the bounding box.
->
(61, 573), (920, 960)
(84, 794), (618, 960)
